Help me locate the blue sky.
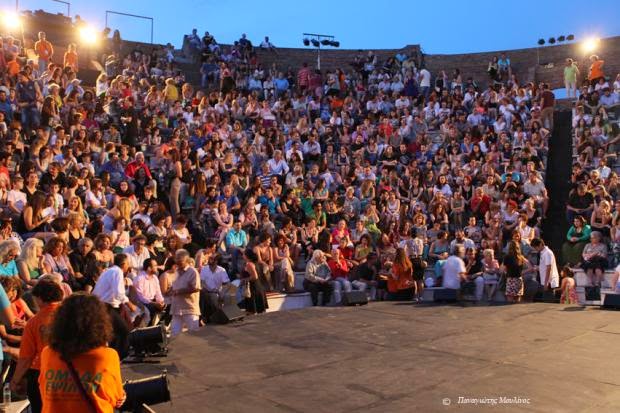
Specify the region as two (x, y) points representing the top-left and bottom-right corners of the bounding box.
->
(11, 0), (620, 53)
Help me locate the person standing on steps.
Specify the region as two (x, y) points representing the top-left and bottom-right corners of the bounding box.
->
(540, 83), (555, 131)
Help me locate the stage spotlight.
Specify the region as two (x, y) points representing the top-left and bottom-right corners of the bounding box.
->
(537, 39), (545, 46)
(78, 25), (99, 45)
(303, 38), (309, 46)
(128, 324), (167, 357)
(558, 35), (566, 42)
(320, 39), (330, 46)
(310, 39), (320, 47)
(567, 34), (575, 41)
(331, 41), (340, 47)
(121, 372), (171, 412)
(581, 37), (600, 53)
(548, 37), (556, 44)
(1, 11), (20, 30)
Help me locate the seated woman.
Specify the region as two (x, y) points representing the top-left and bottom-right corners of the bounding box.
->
(581, 231), (609, 287)
(272, 235), (295, 292)
(387, 248), (415, 301)
(0, 276), (33, 358)
(427, 230), (450, 264)
(16, 238), (45, 287)
(42, 237), (75, 284)
(0, 239), (21, 277)
(561, 215), (592, 266)
(481, 249), (501, 301)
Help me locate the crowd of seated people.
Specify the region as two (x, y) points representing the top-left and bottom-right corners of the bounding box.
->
(563, 59), (620, 290)
(0, 19), (612, 365)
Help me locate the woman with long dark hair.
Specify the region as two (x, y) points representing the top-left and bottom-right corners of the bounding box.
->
(387, 247), (415, 300)
(502, 241), (530, 303)
(39, 293), (126, 412)
(241, 249), (268, 314)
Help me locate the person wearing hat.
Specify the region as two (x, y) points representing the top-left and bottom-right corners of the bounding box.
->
(64, 78), (84, 98)
(564, 58), (580, 99)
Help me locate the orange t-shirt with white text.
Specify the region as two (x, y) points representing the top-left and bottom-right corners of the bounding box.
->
(39, 346), (125, 413)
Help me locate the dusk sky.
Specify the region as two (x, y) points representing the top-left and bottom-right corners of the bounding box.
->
(12, 0), (620, 53)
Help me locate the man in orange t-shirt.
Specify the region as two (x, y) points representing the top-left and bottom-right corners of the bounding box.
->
(34, 31), (54, 73)
(11, 279), (63, 413)
(588, 55), (605, 85)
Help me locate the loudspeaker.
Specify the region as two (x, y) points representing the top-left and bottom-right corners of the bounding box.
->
(209, 304), (245, 324)
(434, 288), (457, 302)
(585, 286), (601, 301)
(602, 294), (620, 310)
(342, 291), (368, 306)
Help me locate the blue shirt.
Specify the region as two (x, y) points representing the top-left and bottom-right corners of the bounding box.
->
(0, 260), (17, 277)
(226, 229), (248, 248)
(274, 78), (289, 91)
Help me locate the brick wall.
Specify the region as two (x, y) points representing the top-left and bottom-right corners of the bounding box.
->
(254, 36), (620, 90)
(424, 36), (620, 89)
(18, 8), (620, 91)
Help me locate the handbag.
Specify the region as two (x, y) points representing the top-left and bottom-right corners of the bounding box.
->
(241, 280), (252, 298)
(63, 357), (98, 413)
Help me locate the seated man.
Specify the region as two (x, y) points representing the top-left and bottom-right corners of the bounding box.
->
(328, 248), (352, 304)
(123, 235), (151, 274)
(225, 221), (248, 278)
(442, 245), (469, 292)
(349, 252), (380, 300)
(199, 254), (230, 322)
(304, 250), (333, 306)
(133, 258), (165, 326)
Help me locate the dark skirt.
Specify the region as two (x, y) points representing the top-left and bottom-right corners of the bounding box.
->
(244, 279), (269, 314)
(582, 256), (608, 271)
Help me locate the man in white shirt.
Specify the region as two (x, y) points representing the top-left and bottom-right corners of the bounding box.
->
(442, 245), (468, 290)
(267, 150), (289, 176)
(93, 254), (133, 309)
(531, 239), (559, 289)
(199, 254), (231, 322)
(418, 67), (431, 100)
(134, 258), (165, 326)
(123, 235), (151, 274)
(92, 253), (135, 357)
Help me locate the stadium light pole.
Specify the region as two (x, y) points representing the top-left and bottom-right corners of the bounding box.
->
(105, 10), (154, 44)
(302, 33), (338, 70)
(51, 0), (70, 17)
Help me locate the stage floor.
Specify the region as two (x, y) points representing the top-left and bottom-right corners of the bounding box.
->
(123, 302), (620, 412)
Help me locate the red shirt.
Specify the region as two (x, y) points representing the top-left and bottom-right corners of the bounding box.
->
(297, 67), (310, 87)
(471, 194), (491, 215)
(328, 258), (349, 279)
(124, 160), (152, 179)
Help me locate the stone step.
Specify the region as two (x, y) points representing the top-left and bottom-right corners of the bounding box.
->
(574, 269), (616, 288)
